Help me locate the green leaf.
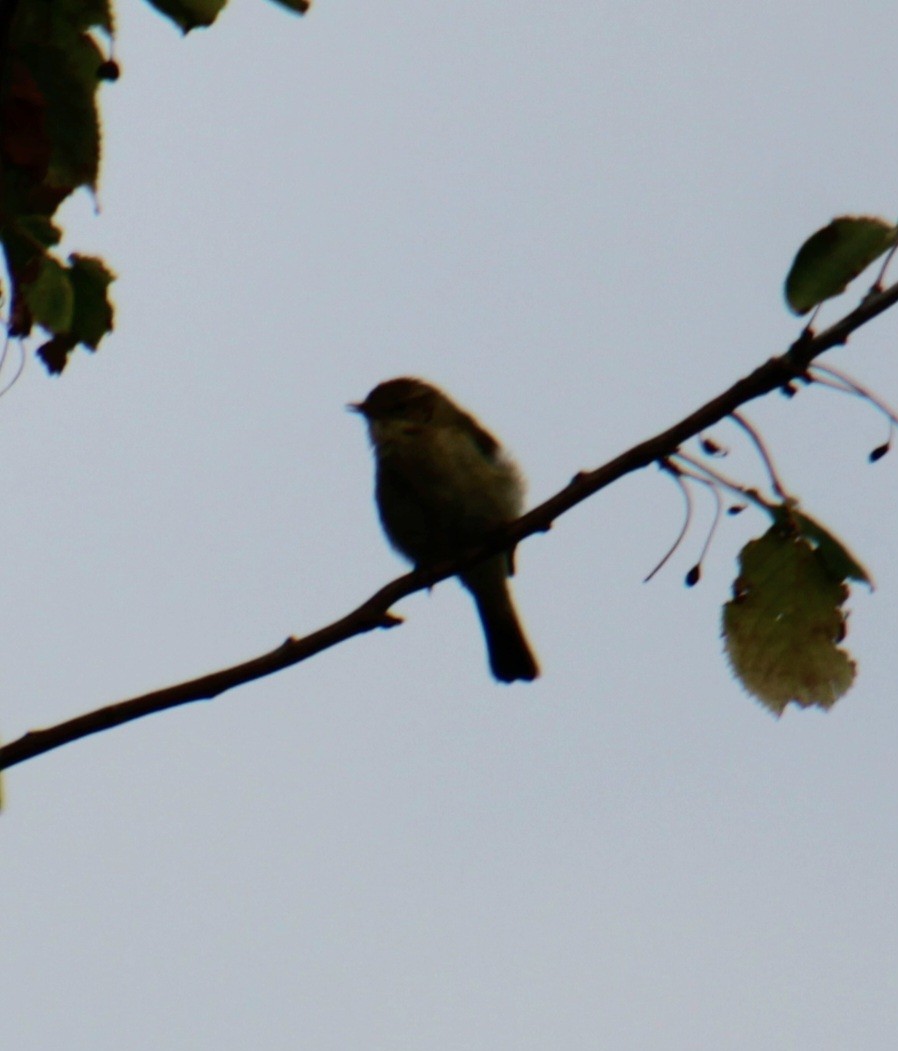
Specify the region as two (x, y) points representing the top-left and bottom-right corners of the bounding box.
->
(59, 0), (115, 35)
(13, 214), (63, 248)
(722, 527), (857, 715)
(23, 256), (74, 332)
(30, 255), (114, 372)
(787, 509), (872, 586)
(0, 0), (120, 375)
(12, 0), (113, 44)
(145, 0), (228, 33)
(20, 35), (104, 191)
(67, 253), (115, 349)
(784, 215), (898, 315)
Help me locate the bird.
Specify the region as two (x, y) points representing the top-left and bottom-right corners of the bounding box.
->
(350, 377), (539, 683)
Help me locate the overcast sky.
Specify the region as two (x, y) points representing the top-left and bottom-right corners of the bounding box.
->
(3, 3), (898, 1048)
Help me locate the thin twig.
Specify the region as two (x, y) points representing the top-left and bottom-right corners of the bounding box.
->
(811, 363), (898, 426)
(681, 467), (724, 572)
(0, 332), (25, 397)
(672, 451), (775, 513)
(643, 460), (694, 582)
(730, 411), (790, 500)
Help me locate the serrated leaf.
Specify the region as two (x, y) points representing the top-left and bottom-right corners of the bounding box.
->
(145, 0), (227, 32)
(23, 255), (74, 332)
(30, 254), (114, 372)
(723, 528), (856, 715)
(67, 253), (115, 348)
(784, 215), (898, 315)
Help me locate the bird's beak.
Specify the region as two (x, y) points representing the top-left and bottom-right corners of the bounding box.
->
(346, 401), (366, 415)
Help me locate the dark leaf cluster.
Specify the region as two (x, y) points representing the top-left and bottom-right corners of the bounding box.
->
(0, 0), (309, 372)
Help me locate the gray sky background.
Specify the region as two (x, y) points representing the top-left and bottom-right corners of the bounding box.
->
(4, 3), (898, 1048)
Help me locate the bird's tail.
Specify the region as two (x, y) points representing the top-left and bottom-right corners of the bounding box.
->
(463, 559), (539, 683)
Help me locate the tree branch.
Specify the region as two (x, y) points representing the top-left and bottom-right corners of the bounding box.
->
(3, 280), (898, 772)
